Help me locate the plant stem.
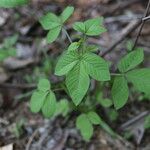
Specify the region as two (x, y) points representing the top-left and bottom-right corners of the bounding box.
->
(132, 0), (150, 50)
(111, 73), (122, 76)
(63, 28), (72, 43)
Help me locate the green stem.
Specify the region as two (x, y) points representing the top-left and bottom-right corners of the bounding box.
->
(111, 73), (122, 76)
(63, 28), (72, 43)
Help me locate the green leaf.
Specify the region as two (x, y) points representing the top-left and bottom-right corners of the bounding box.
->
(55, 51), (79, 76)
(0, 0), (29, 7)
(73, 22), (86, 33)
(86, 45), (99, 52)
(30, 91), (47, 113)
(144, 115), (150, 129)
(46, 26), (61, 43)
(118, 49), (144, 73)
(42, 92), (56, 118)
(87, 111), (101, 125)
(99, 98), (113, 108)
(55, 99), (69, 116)
(67, 42), (80, 52)
(37, 78), (50, 92)
(126, 68), (150, 95)
(76, 114), (93, 141)
(84, 18), (107, 36)
(83, 53), (110, 81)
(60, 6), (74, 23)
(66, 62), (90, 106)
(111, 76), (129, 109)
(39, 13), (61, 30)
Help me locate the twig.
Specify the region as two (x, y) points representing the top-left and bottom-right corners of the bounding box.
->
(101, 20), (141, 56)
(120, 111), (150, 129)
(142, 15), (150, 21)
(26, 129), (39, 150)
(132, 0), (150, 50)
(63, 28), (72, 43)
(0, 83), (36, 89)
(102, 0), (142, 16)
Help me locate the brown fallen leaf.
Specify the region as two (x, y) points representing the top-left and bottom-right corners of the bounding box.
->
(3, 57), (35, 70)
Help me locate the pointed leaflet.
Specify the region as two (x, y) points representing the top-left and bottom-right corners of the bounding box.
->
(76, 114), (93, 141)
(83, 52), (110, 81)
(126, 68), (150, 95)
(0, 0), (28, 7)
(39, 13), (61, 30)
(66, 62), (90, 106)
(30, 91), (47, 113)
(111, 76), (129, 109)
(60, 6), (74, 23)
(73, 22), (86, 33)
(67, 42), (80, 52)
(42, 91), (56, 118)
(84, 18), (107, 36)
(55, 51), (79, 76)
(118, 48), (144, 73)
(37, 78), (50, 92)
(46, 26), (61, 43)
(87, 111), (101, 125)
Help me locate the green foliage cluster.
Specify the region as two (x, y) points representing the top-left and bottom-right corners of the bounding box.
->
(34, 6), (150, 140)
(1, 3), (150, 141)
(30, 79), (56, 118)
(39, 6), (74, 43)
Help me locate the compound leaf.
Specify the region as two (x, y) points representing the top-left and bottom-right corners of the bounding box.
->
(66, 62), (90, 106)
(126, 68), (150, 95)
(46, 26), (61, 43)
(76, 114), (93, 141)
(85, 18), (106, 36)
(118, 49), (144, 73)
(83, 53), (110, 81)
(60, 6), (74, 23)
(30, 91), (47, 113)
(111, 76), (129, 109)
(55, 51), (79, 76)
(42, 91), (56, 118)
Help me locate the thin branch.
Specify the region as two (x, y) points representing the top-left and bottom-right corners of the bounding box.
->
(132, 0), (150, 50)
(101, 20), (141, 57)
(0, 83), (36, 89)
(63, 28), (72, 43)
(142, 15), (150, 21)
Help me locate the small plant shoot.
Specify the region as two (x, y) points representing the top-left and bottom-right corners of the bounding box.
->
(29, 6), (150, 140)
(2, 3), (149, 142)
